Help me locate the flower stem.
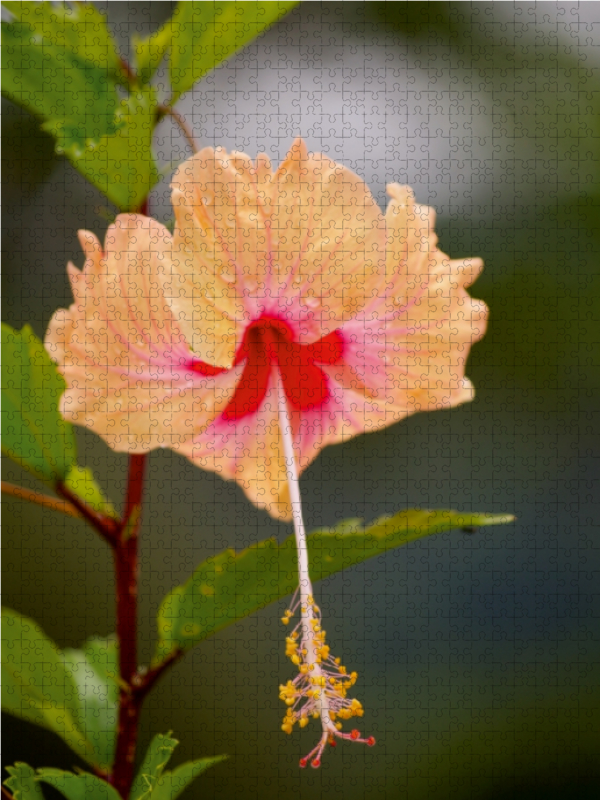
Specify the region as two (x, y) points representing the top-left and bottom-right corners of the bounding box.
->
(111, 453), (147, 799)
(156, 105), (199, 154)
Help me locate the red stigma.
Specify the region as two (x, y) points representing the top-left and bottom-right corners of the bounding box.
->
(190, 314), (344, 421)
(311, 758), (321, 769)
(299, 758), (308, 769)
(350, 729), (360, 740)
(367, 736), (376, 747)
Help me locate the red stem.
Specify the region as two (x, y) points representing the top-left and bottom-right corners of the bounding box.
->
(111, 454), (147, 799)
(133, 648), (184, 699)
(56, 482), (119, 545)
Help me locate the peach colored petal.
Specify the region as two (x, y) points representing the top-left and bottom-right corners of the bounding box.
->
(45, 214), (237, 453)
(167, 138), (387, 357)
(270, 138), (386, 329)
(168, 146), (274, 366)
(341, 182), (488, 421)
(180, 380), (292, 520)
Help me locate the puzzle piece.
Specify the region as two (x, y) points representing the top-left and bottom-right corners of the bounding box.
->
(3, 2), (600, 798)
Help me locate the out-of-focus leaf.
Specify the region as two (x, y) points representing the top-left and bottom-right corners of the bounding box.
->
(133, 23), (172, 85)
(1, 324), (76, 485)
(154, 509), (514, 661)
(166, 1), (298, 102)
(61, 637), (119, 770)
(63, 466), (118, 520)
(36, 769), (121, 800)
(130, 732), (178, 800)
(1, 12), (122, 149)
(82, 635), (119, 683)
(2, 1), (123, 78)
(151, 755), (228, 800)
(1, 5), (160, 210)
(1, 608), (97, 766)
(62, 85), (160, 211)
(3, 763), (44, 800)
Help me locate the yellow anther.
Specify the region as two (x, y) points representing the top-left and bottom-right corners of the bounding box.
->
(291, 655), (300, 665)
(350, 699), (363, 716)
(299, 716), (309, 728)
(281, 617), (289, 625)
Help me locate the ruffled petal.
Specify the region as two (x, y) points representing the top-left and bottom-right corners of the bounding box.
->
(271, 138), (386, 332)
(167, 139), (388, 358)
(45, 214), (237, 452)
(180, 382), (292, 520)
(168, 146), (276, 366)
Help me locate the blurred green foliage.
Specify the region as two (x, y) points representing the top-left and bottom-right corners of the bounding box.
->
(156, 510), (513, 661)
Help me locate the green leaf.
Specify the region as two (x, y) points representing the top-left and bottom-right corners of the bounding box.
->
(3, 763), (45, 800)
(63, 466), (118, 520)
(2, 2), (123, 79)
(1, 6), (160, 210)
(1, 608), (97, 766)
(133, 24), (172, 85)
(166, 1), (298, 102)
(62, 85), (161, 211)
(1, 11), (123, 150)
(82, 635), (119, 683)
(154, 509), (515, 661)
(61, 637), (119, 770)
(130, 732), (179, 800)
(1, 324), (76, 485)
(151, 756), (228, 800)
(36, 769), (121, 800)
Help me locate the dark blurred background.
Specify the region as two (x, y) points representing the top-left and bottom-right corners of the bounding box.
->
(2, 3), (599, 798)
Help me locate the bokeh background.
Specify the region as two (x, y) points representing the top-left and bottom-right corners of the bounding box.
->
(3, 2), (599, 798)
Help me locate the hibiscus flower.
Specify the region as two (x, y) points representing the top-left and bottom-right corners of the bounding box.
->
(45, 138), (487, 766)
(46, 140), (486, 520)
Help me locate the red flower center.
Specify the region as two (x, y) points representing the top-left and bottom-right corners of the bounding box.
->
(190, 315), (344, 421)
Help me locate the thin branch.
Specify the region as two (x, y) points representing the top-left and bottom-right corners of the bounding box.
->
(133, 648), (184, 700)
(2, 788), (15, 800)
(157, 104), (199, 154)
(119, 57), (139, 88)
(2, 481), (82, 520)
(56, 482), (120, 546)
